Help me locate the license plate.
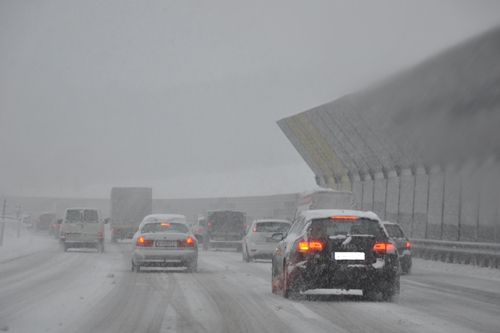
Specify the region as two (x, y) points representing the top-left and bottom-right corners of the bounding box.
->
(156, 240), (176, 247)
(333, 252), (365, 260)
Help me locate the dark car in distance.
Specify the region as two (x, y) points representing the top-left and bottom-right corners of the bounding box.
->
(48, 218), (63, 238)
(271, 210), (400, 301)
(382, 221), (412, 275)
(35, 212), (57, 233)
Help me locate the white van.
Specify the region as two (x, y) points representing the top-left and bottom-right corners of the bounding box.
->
(294, 188), (356, 220)
(60, 208), (105, 252)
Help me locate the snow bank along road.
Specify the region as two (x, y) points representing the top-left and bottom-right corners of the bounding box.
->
(1, 221), (499, 333)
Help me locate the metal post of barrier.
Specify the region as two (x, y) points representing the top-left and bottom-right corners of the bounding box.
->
(0, 199), (6, 246)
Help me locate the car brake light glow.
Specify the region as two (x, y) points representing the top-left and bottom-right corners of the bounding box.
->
(298, 240), (323, 252)
(373, 242), (395, 252)
(253, 227), (257, 232)
(244, 222), (246, 227)
(406, 240), (411, 248)
(111, 228), (114, 232)
(178, 236), (195, 247)
(195, 228), (199, 232)
(161, 222), (170, 226)
(331, 216), (357, 220)
(98, 232), (103, 237)
(137, 236), (153, 247)
(61, 232), (66, 237)
(207, 222), (211, 227)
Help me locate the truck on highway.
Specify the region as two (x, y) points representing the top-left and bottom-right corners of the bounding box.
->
(110, 187), (152, 242)
(294, 188), (356, 220)
(203, 210), (246, 251)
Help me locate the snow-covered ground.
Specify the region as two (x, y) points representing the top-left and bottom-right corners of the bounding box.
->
(1, 217), (499, 333)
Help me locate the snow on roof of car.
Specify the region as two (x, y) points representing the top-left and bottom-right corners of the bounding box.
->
(141, 214), (187, 223)
(381, 220), (399, 225)
(299, 209), (380, 221)
(253, 219), (291, 223)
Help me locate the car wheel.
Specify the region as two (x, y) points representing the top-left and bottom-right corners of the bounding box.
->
(271, 261), (279, 294)
(244, 245), (251, 263)
(283, 262), (292, 299)
(381, 275), (400, 302)
(61, 243), (67, 252)
(187, 259), (197, 273)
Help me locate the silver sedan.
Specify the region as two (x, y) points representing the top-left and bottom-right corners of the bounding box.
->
(131, 216), (198, 272)
(242, 219), (291, 262)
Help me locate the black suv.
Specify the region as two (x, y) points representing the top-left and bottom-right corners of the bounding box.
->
(271, 210), (400, 301)
(382, 221), (412, 275)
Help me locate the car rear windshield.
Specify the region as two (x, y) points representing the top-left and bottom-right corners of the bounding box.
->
(384, 224), (404, 238)
(310, 218), (383, 238)
(142, 222), (188, 234)
(255, 222), (291, 233)
(65, 209), (99, 223)
(39, 214), (56, 223)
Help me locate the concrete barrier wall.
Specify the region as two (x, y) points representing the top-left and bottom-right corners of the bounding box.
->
(427, 166), (444, 240)
(361, 174), (373, 211)
(385, 170), (399, 222)
(351, 175), (363, 210)
(459, 161), (480, 241)
(413, 167), (429, 239)
(478, 161), (500, 242)
(442, 165), (461, 241)
(398, 168), (414, 235)
(373, 172), (387, 219)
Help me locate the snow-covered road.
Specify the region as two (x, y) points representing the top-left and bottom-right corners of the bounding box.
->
(1, 219), (499, 333)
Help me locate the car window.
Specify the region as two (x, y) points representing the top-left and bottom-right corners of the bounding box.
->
(384, 224), (404, 238)
(142, 222), (188, 234)
(287, 216), (304, 235)
(255, 222), (291, 233)
(65, 209), (99, 223)
(310, 218), (383, 237)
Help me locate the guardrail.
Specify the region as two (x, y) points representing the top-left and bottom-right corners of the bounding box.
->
(410, 239), (500, 269)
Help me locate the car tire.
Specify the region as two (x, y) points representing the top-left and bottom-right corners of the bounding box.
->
(271, 261), (279, 294)
(61, 243), (67, 252)
(283, 262), (292, 299)
(187, 259), (197, 273)
(381, 275), (400, 302)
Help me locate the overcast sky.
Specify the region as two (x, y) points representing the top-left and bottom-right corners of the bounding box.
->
(1, 0), (500, 199)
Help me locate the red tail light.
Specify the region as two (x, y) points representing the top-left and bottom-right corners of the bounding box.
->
(195, 228), (199, 232)
(53, 223), (57, 227)
(178, 236), (195, 247)
(253, 227), (257, 232)
(137, 235), (153, 247)
(111, 228), (114, 232)
(207, 222), (211, 227)
(331, 216), (357, 220)
(98, 232), (103, 237)
(406, 240), (411, 248)
(61, 231), (66, 237)
(298, 240), (323, 252)
(244, 222), (246, 227)
(373, 242), (395, 253)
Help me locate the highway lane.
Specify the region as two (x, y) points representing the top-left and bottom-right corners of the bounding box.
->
(1, 234), (499, 333)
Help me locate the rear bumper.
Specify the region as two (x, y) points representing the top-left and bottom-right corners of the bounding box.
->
(248, 243), (278, 259)
(289, 258), (398, 291)
(132, 248), (197, 266)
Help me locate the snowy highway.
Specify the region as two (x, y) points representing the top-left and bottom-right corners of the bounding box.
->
(1, 221), (500, 333)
